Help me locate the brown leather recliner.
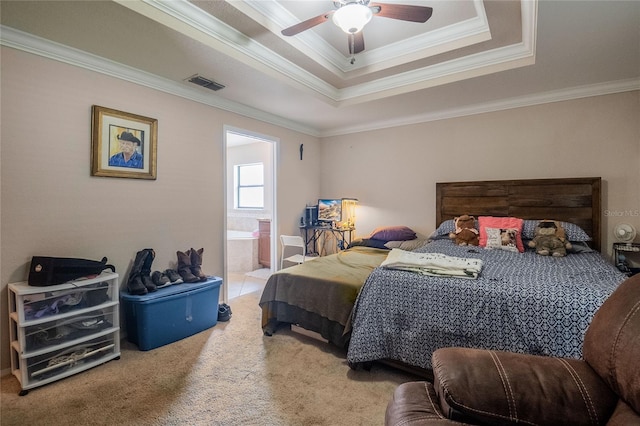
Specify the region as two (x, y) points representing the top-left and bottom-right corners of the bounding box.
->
(386, 273), (640, 426)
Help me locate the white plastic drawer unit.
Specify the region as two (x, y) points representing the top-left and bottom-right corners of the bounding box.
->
(25, 334), (118, 383)
(7, 272), (120, 395)
(23, 305), (118, 352)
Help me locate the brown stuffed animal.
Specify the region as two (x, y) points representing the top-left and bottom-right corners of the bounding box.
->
(527, 220), (572, 257)
(449, 215), (479, 246)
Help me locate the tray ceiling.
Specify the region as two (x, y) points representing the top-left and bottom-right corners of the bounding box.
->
(1, 0), (638, 136)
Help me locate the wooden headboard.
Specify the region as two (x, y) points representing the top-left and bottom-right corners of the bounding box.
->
(436, 177), (602, 251)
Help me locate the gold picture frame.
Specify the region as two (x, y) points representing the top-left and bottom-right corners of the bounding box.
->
(91, 105), (157, 179)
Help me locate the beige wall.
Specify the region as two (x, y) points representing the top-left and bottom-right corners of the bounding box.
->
(0, 47), (320, 371)
(2, 46), (639, 373)
(319, 92), (640, 250)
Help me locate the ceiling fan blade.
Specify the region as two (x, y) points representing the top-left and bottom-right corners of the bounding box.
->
(281, 11), (334, 36)
(349, 32), (365, 55)
(369, 3), (433, 23)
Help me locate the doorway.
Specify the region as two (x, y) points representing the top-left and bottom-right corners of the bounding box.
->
(223, 126), (277, 302)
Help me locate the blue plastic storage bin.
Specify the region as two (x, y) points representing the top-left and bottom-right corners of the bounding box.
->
(121, 276), (222, 350)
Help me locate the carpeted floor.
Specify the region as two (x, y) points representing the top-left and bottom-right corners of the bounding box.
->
(1, 289), (421, 425)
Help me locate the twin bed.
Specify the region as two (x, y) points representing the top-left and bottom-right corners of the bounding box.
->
(260, 245), (389, 347)
(259, 177), (627, 372)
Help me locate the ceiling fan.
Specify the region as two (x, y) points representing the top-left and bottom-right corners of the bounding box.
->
(281, 0), (433, 62)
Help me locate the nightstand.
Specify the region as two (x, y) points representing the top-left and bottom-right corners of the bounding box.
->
(613, 242), (640, 276)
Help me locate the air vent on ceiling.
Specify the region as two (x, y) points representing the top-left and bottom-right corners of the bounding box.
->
(186, 74), (225, 91)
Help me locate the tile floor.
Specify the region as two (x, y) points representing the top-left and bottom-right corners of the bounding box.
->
(227, 268), (271, 299)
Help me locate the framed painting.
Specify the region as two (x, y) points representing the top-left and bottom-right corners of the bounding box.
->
(91, 105), (157, 179)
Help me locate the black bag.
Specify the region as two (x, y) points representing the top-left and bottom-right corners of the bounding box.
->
(28, 256), (116, 287)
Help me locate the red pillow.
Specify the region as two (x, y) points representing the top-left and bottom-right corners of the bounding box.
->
(478, 216), (524, 252)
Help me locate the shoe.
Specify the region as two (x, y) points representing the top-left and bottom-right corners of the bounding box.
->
(164, 269), (183, 284)
(151, 271), (171, 289)
(218, 303), (232, 322)
(140, 248), (157, 292)
(127, 250), (148, 295)
(189, 247), (207, 281)
(127, 276), (147, 295)
(176, 249), (199, 283)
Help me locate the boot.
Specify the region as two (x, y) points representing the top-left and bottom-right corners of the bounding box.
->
(177, 249), (199, 283)
(189, 247), (206, 281)
(127, 250), (148, 295)
(140, 248), (156, 292)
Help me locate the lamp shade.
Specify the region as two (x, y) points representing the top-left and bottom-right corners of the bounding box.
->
(332, 3), (373, 34)
(341, 198), (358, 228)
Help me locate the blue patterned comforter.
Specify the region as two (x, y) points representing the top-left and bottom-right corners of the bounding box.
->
(347, 239), (627, 370)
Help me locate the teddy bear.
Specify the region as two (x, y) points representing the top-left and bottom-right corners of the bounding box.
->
(527, 220), (572, 257)
(449, 214), (479, 246)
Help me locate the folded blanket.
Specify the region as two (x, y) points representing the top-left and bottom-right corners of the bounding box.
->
(381, 248), (483, 279)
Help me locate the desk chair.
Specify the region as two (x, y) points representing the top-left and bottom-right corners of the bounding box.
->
(280, 235), (316, 269)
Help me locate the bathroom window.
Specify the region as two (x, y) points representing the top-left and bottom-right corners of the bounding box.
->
(235, 163), (264, 209)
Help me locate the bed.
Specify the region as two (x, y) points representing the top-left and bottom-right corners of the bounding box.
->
(346, 177), (628, 371)
(259, 245), (390, 347)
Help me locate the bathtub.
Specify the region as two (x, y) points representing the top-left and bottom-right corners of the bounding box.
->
(227, 230), (259, 273)
(227, 230), (258, 240)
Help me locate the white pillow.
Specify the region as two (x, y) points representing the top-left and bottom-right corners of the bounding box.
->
(485, 227), (520, 253)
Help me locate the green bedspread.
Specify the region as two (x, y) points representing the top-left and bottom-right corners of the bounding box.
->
(259, 246), (389, 348)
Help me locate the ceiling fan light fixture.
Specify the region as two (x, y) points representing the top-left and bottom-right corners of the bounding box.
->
(332, 3), (372, 34)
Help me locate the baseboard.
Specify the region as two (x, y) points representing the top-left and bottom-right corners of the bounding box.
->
(1, 367), (12, 377)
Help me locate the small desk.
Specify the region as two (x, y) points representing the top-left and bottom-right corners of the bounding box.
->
(301, 225), (355, 256)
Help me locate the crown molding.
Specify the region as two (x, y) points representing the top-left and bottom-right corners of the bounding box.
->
(345, 0), (491, 75)
(319, 78), (640, 137)
(2, 24), (637, 139)
(125, 0), (537, 106)
(336, 0), (538, 104)
(234, 0), (491, 76)
(0, 25), (321, 137)
(337, 41), (536, 105)
(121, 0), (339, 105)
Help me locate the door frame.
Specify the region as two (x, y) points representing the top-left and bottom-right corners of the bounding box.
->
(222, 125), (278, 302)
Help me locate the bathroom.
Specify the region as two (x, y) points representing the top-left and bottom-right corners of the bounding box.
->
(226, 132), (274, 275)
